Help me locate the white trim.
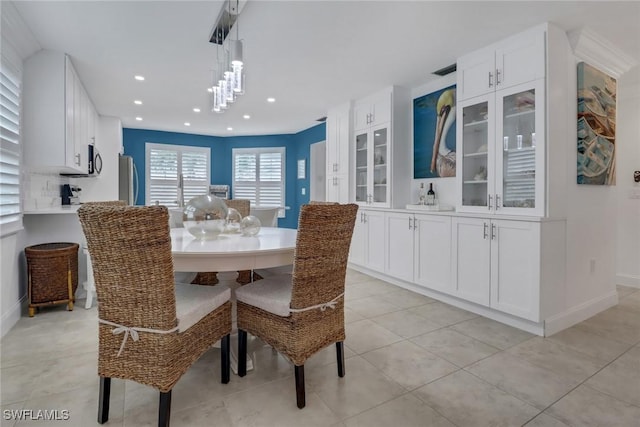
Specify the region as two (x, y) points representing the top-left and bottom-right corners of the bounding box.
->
(544, 291), (618, 337)
(616, 274), (640, 288)
(1, 295), (26, 338)
(348, 263), (545, 336)
(568, 27), (638, 78)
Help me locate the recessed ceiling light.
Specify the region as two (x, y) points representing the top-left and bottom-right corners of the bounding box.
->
(207, 87), (213, 93)
(134, 100), (142, 105)
(135, 117), (143, 121)
(184, 122), (191, 126)
(134, 75), (145, 81)
(243, 114), (251, 119)
(193, 108), (201, 113)
(227, 127), (233, 131)
(267, 97), (276, 103)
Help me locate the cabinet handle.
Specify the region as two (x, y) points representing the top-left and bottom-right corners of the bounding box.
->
(487, 194), (492, 210)
(75, 153), (81, 166)
(363, 213), (367, 223)
(333, 163), (338, 172)
(483, 222), (489, 239)
(491, 223), (496, 240)
(496, 69), (502, 85)
(495, 194), (501, 210)
(408, 217), (412, 230)
(488, 71), (494, 88)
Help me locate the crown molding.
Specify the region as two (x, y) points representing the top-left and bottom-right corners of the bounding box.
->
(569, 27), (638, 79)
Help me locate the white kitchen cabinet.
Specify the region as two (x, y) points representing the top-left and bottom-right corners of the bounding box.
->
(413, 214), (453, 294)
(349, 209), (385, 273)
(326, 103), (350, 203)
(452, 217), (491, 306)
(352, 86), (411, 208)
(386, 212), (415, 282)
(386, 211), (452, 291)
(457, 25), (545, 101)
(452, 217), (540, 321)
(457, 66), (546, 216)
(24, 51), (96, 174)
(353, 90), (391, 131)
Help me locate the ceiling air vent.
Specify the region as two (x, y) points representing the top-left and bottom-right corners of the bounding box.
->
(316, 116), (327, 122)
(432, 63), (457, 76)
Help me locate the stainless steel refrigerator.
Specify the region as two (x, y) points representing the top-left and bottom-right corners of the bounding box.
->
(118, 155), (138, 205)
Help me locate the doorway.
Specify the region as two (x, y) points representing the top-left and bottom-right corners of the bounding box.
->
(310, 141), (326, 202)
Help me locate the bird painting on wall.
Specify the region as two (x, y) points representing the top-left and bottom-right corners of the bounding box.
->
(430, 88), (456, 177)
(413, 85), (456, 179)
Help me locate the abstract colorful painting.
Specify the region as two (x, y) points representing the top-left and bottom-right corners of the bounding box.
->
(413, 85), (456, 179)
(577, 62), (617, 185)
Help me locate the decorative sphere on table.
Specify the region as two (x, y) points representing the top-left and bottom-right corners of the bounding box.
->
(225, 207), (243, 233)
(183, 195), (228, 240)
(240, 215), (261, 236)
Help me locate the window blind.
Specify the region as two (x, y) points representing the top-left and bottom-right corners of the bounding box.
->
(233, 147), (285, 215)
(146, 143), (210, 207)
(0, 60), (22, 236)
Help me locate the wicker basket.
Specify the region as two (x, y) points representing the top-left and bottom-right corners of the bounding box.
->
(26, 242), (79, 316)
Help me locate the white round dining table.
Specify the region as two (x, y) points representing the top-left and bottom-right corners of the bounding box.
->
(171, 227), (298, 272)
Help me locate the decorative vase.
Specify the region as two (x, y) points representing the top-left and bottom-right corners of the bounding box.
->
(225, 207), (243, 233)
(183, 195), (228, 240)
(240, 215), (261, 236)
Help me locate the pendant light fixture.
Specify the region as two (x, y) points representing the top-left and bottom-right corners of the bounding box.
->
(209, 0), (245, 113)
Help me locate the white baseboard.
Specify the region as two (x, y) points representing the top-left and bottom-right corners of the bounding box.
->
(616, 274), (640, 288)
(1, 295), (26, 338)
(347, 263), (545, 336)
(544, 291), (618, 337)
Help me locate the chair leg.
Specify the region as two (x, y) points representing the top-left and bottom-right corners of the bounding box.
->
(97, 376), (111, 424)
(221, 334), (230, 384)
(158, 391), (171, 427)
(336, 342), (345, 377)
(238, 329), (247, 377)
(295, 365), (306, 409)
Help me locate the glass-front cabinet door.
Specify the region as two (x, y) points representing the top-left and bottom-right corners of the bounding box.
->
(355, 131), (368, 203)
(372, 125), (389, 205)
(495, 80), (544, 216)
(457, 94), (495, 212)
(353, 124), (390, 206)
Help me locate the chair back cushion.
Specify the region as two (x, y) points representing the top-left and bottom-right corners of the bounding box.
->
(78, 204), (178, 330)
(290, 204), (358, 311)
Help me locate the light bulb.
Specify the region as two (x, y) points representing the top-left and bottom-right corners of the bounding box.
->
(218, 80), (227, 109)
(232, 63), (243, 93)
(224, 71), (235, 102)
(212, 87), (221, 113)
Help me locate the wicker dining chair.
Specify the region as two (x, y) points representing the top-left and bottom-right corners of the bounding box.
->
(191, 199), (262, 286)
(236, 203), (358, 408)
(78, 204), (232, 427)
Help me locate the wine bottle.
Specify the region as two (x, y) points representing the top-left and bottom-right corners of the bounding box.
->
(427, 183), (436, 206)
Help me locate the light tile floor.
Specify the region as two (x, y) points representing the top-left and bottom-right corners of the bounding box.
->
(2, 269), (639, 427)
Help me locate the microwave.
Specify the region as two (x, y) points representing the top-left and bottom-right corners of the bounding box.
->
(88, 144), (102, 175)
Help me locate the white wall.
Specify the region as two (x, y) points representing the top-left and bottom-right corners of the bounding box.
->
(615, 73), (640, 287)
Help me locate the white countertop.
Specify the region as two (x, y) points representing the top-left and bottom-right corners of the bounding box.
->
(23, 206), (81, 214)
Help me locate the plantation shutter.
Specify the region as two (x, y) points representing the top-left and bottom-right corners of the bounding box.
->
(0, 60), (22, 236)
(146, 143), (210, 207)
(232, 147), (285, 213)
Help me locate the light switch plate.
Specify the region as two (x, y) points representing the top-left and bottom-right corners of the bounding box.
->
(301, 187), (306, 195)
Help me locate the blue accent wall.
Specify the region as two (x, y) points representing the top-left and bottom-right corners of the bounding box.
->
(123, 123), (326, 229)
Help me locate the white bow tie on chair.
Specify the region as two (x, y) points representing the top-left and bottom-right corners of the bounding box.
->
(289, 293), (344, 313)
(99, 319), (179, 356)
